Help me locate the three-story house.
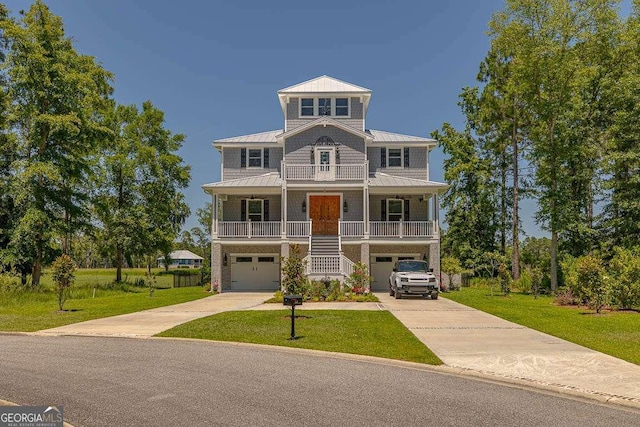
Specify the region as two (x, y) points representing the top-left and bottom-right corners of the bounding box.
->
(203, 76), (447, 292)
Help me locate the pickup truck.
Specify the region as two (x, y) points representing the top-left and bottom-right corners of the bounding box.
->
(389, 260), (439, 300)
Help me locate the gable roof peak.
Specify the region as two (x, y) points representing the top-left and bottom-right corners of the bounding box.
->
(278, 75), (371, 94)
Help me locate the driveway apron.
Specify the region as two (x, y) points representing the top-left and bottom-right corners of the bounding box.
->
(377, 293), (640, 406)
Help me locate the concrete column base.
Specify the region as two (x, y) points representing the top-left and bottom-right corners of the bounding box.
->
(212, 242), (222, 293)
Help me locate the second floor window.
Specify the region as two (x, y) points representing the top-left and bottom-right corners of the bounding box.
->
(388, 148), (403, 167)
(248, 149), (262, 167)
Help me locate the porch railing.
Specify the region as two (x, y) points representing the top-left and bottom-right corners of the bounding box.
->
(215, 220), (435, 239)
(217, 221), (281, 238)
(339, 221), (364, 237)
(370, 221), (434, 238)
(283, 163), (367, 181)
(306, 255), (342, 275)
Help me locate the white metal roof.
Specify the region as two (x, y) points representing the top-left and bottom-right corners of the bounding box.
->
(157, 250), (204, 261)
(202, 172), (282, 190)
(367, 129), (437, 144)
(368, 172), (448, 189)
(214, 129), (282, 144)
(278, 75), (371, 94)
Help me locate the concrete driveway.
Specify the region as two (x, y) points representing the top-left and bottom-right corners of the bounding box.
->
(36, 292), (271, 338)
(377, 292), (640, 407)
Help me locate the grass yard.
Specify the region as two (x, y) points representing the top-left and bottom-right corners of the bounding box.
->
(0, 267), (210, 331)
(158, 310), (442, 365)
(38, 268), (176, 289)
(443, 286), (640, 365)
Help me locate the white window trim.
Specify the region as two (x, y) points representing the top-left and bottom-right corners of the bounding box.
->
(246, 198), (264, 222)
(386, 147), (404, 168)
(298, 97), (351, 118)
(386, 198), (404, 222)
(247, 148), (264, 168)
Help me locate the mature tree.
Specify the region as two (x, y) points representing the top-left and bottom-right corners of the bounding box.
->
(433, 118), (498, 267)
(488, 0), (619, 290)
(94, 101), (190, 282)
(1, 1), (112, 285)
(600, 3), (640, 250)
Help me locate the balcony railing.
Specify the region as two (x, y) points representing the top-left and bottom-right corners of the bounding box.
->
(283, 163), (367, 181)
(215, 220), (435, 239)
(370, 221), (434, 238)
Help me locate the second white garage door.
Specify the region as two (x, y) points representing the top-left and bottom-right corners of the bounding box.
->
(231, 254), (280, 291)
(370, 255), (418, 292)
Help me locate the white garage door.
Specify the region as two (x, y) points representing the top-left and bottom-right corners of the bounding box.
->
(231, 255), (280, 291)
(370, 255), (417, 291)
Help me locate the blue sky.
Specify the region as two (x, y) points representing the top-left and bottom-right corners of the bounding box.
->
(7, 0), (627, 238)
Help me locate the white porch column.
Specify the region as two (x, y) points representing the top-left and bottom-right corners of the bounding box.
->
(211, 193), (218, 237)
(363, 187), (369, 238)
(281, 186), (287, 237)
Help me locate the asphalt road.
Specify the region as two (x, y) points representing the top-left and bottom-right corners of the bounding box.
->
(1, 336), (638, 427)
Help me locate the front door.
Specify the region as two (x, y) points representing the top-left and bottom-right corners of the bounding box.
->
(309, 195), (341, 235)
(315, 148), (335, 181)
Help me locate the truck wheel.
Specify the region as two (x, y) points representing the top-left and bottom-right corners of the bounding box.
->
(394, 289), (401, 299)
(431, 292), (439, 300)
(389, 287), (394, 296)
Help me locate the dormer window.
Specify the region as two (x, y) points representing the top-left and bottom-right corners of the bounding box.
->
(298, 97), (350, 117)
(301, 98), (314, 116)
(336, 98), (348, 116)
(318, 98), (332, 115)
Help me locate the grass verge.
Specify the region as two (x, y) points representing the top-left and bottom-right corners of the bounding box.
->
(443, 286), (640, 365)
(0, 287), (210, 332)
(157, 310), (442, 365)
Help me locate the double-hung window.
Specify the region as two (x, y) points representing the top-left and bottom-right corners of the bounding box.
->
(301, 98), (314, 116)
(247, 199), (263, 222)
(335, 98), (349, 116)
(318, 98), (332, 116)
(387, 199), (404, 222)
(248, 149), (263, 167)
(387, 148), (403, 167)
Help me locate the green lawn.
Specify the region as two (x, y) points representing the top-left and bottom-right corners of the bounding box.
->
(158, 310), (442, 365)
(0, 286), (209, 332)
(443, 286), (640, 365)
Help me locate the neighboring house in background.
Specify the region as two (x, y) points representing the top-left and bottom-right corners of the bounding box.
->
(203, 76), (447, 292)
(157, 250), (204, 269)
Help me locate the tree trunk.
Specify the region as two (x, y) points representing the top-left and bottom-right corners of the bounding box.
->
(550, 230), (558, 291)
(511, 105), (520, 280)
(32, 250), (42, 287)
(500, 159), (507, 254)
(116, 242), (122, 283)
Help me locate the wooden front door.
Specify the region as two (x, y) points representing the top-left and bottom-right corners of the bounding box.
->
(309, 195), (341, 235)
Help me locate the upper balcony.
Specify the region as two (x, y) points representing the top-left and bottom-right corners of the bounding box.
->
(282, 161), (367, 183)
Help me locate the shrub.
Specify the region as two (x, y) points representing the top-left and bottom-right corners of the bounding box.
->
(608, 247), (640, 310)
(0, 273), (21, 292)
(554, 287), (577, 306)
(344, 262), (372, 294)
(281, 244), (308, 295)
(308, 280), (328, 300)
(52, 254), (77, 311)
(498, 262), (511, 295)
(514, 268), (532, 294)
(576, 255), (610, 313)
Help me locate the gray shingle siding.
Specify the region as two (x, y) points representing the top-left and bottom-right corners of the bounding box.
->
(285, 127), (365, 164)
(369, 195), (428, 221)
(342, 190), (363, 221)
(367, 147), (428, 180)
(286, 191), (306, 221)
(285, 97), (364, 132)
(223, 147), (283, 180)
(222, 195), (281, 221)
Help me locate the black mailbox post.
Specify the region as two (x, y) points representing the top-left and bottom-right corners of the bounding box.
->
(283, 294), (303, 339)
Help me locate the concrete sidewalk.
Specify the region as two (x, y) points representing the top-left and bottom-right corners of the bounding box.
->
(376, 293), (640, 408)
(36, 292), (271, 338)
